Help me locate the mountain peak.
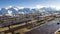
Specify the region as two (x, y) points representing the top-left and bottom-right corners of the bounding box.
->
(0, 6), (60, 16)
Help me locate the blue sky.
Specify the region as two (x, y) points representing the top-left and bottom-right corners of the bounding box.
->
(0, 0), (60, 8)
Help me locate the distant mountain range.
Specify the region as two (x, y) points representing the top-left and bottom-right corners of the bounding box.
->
(0, 6), (60, 15)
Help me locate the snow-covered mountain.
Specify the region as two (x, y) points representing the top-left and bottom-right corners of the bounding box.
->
(18, 8), (31, 14)
(8, 7), (18, 15)
(0, 8), (8, 15)
(0, 6), (60, 15)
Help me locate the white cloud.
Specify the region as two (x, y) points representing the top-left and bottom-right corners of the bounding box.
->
(55, 6), (60, 10)
(35, 5), (60, 10)
(46, 5), (60, 10)
(30, 5), (46, 9)
(50, 5), (60, 10)
(50, 5), (56, 8)
(35, 5), (45, 9)
(17, 7), (24, 9)
(6, 6), (13, 9)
